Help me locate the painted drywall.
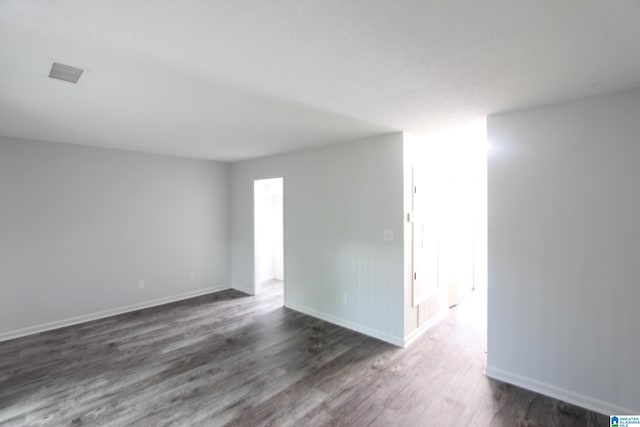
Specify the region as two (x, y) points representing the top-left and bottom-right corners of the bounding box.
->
(487, 88), (640, 414)
(231, 133), (405, 345)
(0, 136), (230, 339)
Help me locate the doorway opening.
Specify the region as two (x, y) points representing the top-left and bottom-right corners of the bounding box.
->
(253, 177), (284, 303)
(407, 121), (487, 336)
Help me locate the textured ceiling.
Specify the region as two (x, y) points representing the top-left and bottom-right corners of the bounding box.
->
(1, 1), (640, 161)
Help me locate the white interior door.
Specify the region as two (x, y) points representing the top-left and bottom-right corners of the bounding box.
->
(412, 167), (440, 306)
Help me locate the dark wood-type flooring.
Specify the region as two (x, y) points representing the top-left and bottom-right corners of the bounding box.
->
(0, 280), (607, 426)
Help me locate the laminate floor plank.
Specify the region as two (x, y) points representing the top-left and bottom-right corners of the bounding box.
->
(0, 281), (609, 426)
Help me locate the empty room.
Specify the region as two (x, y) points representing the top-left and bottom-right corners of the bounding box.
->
(1, 1), (639, 426)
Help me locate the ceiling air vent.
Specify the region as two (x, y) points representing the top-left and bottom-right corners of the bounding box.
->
(48, 62), (84, 84)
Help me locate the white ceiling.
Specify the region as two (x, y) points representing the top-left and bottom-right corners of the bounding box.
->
(1, 1), (640, 161)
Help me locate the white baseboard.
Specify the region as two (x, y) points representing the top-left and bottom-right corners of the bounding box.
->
(485, 365), (637, 416)
(0, 284), (231, 343)
(231, 283), (254, 296)
(284, 301), (404, 347)
(402, 309), (448, 348)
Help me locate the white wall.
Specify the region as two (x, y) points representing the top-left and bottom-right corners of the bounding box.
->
(0, 136), (230, 340)
(487, 88), (640, 414)
(231, 133), (405, 345)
